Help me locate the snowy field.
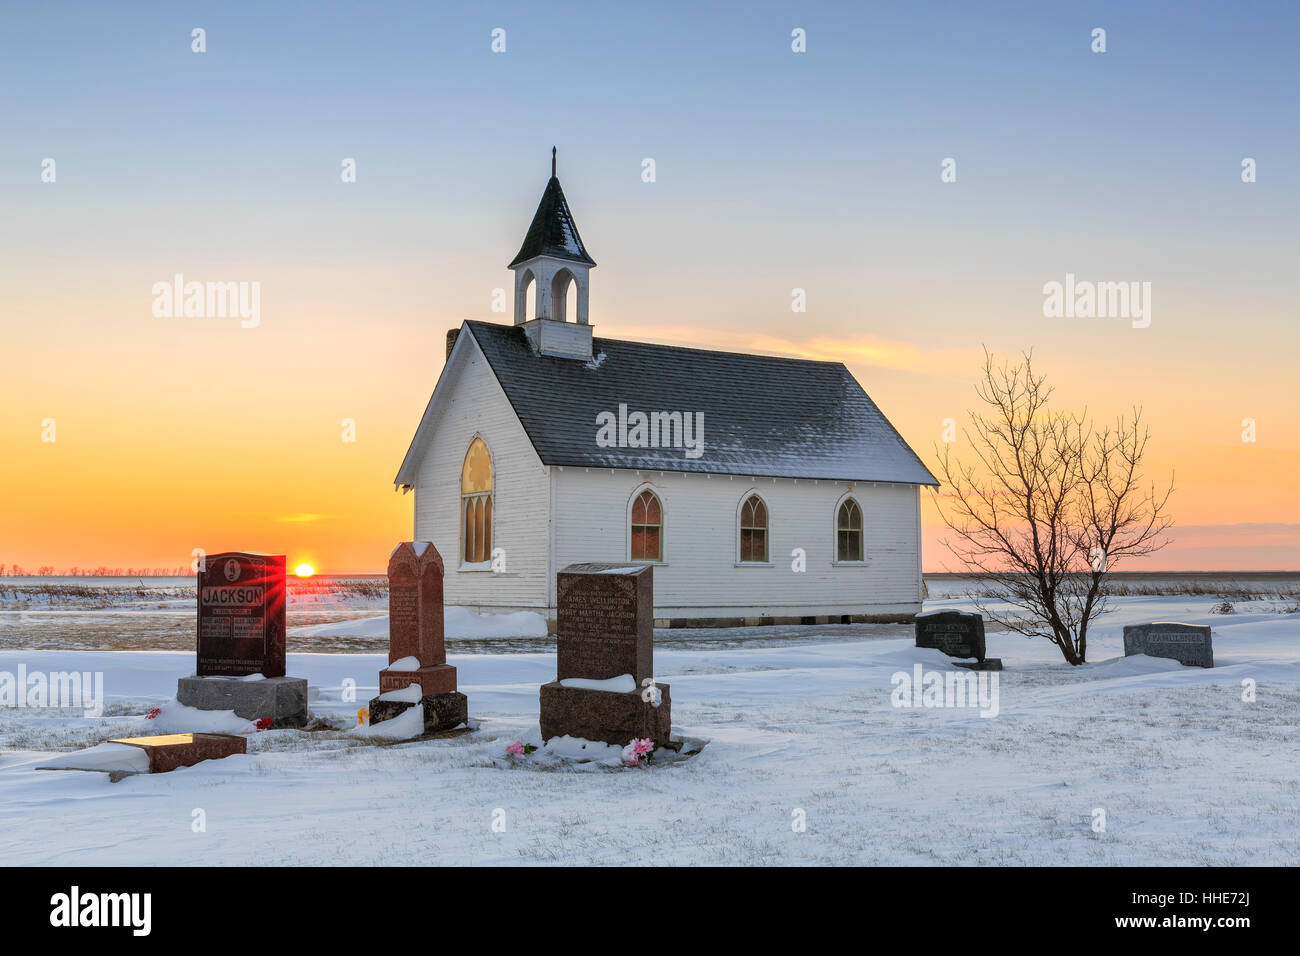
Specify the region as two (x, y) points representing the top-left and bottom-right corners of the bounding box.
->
(0, 576), (391, 653)
(1, 591), (1297, 866)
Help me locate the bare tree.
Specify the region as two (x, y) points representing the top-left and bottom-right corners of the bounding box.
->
(933, 350), (1173, 665)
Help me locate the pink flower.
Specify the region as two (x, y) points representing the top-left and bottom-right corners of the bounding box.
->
(622, 738), (655, 766)
(506, 740), (525, 757)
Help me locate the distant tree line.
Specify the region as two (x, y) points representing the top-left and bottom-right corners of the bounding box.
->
(0, 565), (194, 576)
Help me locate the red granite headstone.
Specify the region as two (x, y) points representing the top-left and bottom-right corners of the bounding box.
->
(196, 552), (286, 677)
(378, 542), (457, 697)
(109, 733), (247, 773)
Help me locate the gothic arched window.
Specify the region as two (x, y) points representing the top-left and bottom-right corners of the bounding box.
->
(837, 498), (863, 562)
(739, 494), (768, 563)
(630, 489), (662, 561)
(461, 437), (493, 563)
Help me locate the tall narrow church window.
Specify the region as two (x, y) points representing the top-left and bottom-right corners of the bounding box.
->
(461, 437), (493, 563)
(739, 495), (768, 563)
(837, 498), (863, 562)
(630, 489), (662, 561)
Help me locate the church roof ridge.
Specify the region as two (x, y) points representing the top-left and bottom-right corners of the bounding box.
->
(463, 319), (846, 369)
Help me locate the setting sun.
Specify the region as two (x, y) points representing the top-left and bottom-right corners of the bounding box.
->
(294, 563), (316, 578)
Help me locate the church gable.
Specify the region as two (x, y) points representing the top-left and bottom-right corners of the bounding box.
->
(400, 330), (551, 607)
(394, 328), (541, 493)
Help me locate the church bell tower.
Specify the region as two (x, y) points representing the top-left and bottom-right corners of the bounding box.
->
(508, 148), (596, 360)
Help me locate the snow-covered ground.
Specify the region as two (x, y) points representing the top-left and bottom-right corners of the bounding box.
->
(0, 580), (551, 652)
(295, 606), (550, 640)
(0, 594), (1296, 865)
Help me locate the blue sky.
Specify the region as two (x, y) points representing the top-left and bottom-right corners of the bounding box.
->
(2, 1), (1297, 570)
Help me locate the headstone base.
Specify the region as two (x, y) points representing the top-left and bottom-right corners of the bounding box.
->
(176, 676), (309, 727)
(539, 681), (672, 749)
(955, 658), (1003, 671)
(368, 691), (468, 734)
(378, 663), (458, 697)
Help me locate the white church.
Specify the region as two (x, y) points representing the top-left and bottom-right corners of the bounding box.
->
(394, 153), (938, 629)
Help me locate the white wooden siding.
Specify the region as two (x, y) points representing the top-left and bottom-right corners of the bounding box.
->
(411, 339), (550, 610)
(549, 467), (922, 616)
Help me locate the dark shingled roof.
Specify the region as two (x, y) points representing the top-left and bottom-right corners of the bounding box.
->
(462, 321), (938, 485)
(508, 176), (596, 268)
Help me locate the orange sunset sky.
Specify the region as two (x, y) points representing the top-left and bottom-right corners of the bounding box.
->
(2, 4), (1297, 573)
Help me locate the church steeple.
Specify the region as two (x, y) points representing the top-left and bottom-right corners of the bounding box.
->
(508, 149), (596, 270)
(509, 151), (596, 355)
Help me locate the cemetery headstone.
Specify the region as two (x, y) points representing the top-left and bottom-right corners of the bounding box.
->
(556, 563), (654, 683)
(539, 564), (672, 748)
(37, 733), (246, 780)
(367, 542), (468, 733)
(110, 733), (247, 773)
(177, 552), (309, 726)
(916, 609), (1002, 669)
(196, 551), (286, 677)
(1123, 622), (1214, 668)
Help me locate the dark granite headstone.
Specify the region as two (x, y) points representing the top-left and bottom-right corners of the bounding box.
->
(556, 564), (653, 683)
(196, 552), (286, 677)
(915, 610), (987, 661)
(541, 564), (671, 749)
(368, 542), (467, 734)
(182, 551), (306, 726)
(1123, 622), (1214, 668)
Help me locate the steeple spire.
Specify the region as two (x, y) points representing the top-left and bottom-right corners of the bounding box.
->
(508, 153), (596, 269)
(507, 154), (597, 352)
